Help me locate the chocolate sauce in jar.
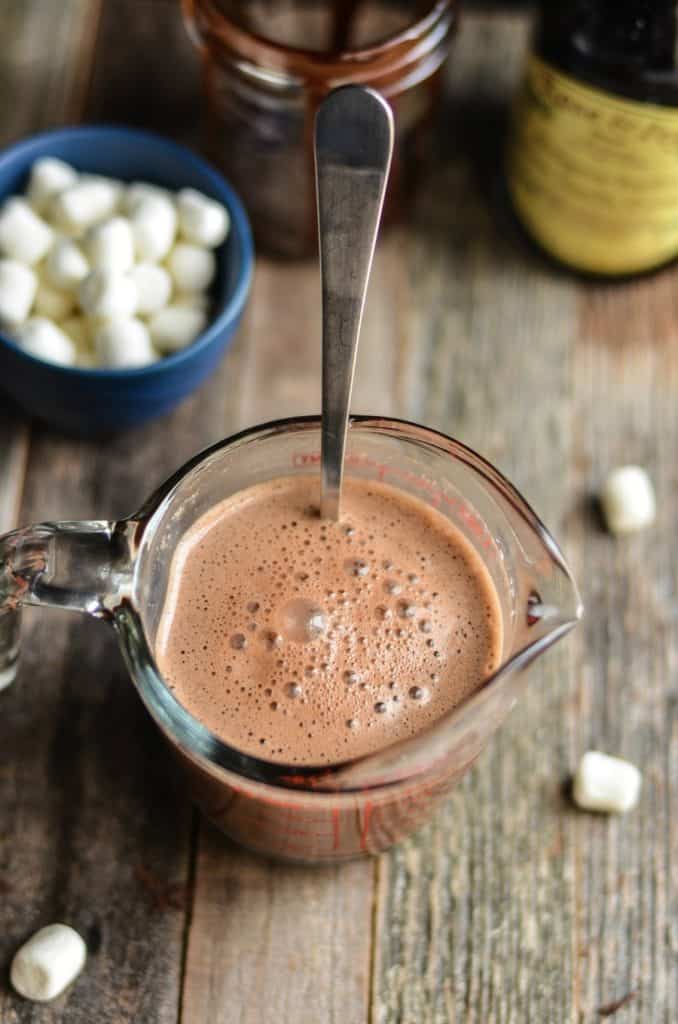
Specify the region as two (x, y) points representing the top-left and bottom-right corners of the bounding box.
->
(183, 0), (458, 258)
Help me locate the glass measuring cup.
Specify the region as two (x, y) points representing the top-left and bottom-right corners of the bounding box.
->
(0, 416), (582, 862)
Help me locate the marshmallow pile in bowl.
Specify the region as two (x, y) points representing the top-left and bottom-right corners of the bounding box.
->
(0, 157), (230, 369)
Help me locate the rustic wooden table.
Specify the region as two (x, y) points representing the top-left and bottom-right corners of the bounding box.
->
(0, 3), (675, 1022)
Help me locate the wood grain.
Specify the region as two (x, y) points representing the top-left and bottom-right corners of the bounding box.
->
(84, 0), (200, 139)
(182, 826), (374, 1024)
(571, 276), (678, 1022)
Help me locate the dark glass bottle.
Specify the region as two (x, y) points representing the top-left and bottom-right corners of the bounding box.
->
(506, 2), (678, 276)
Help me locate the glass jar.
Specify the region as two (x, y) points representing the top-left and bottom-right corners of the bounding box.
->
(182, 0), (458, 258)
(506, 2), (678, 277)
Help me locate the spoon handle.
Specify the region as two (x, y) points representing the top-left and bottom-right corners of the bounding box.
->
(315, 86), (394, 520)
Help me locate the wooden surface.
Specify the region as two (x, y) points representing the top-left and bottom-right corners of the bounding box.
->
(0, 4), (675, 1022)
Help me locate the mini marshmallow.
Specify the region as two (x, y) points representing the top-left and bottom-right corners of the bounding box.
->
(0, 197), (54, 265)
(62, 315), (96, 366)
(51, 179), (120, 232)
(174, 290), (210, 312)
(34, 278), (76, 321)
(0, 663), (16, 691)
(167, 242), (215, 293)
(79, 269), (137, 319)
(61, 314), (91, 350)
(600, 466), (656, 534)
(0, 260), (37, 326)
(131, 196), (176, 263)
(94, 316), (157, 368)
(124, 181), (173, 213)
(149, 304), (207, 352)
(573, 750), (642, 814)
(27, 157), (78, 213)
(10, 923), (87, 1002)
(177, 187), (230, 248)
(75, 349), (96, 368)
(80, 174), (124, 204)
(14, 317), (76, 366)
(44, 237), (89, 291)
(85, 216), (135, 272)
(131, 262), (172, 315)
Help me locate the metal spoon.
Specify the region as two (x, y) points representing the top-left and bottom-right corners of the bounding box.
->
(315, 85), (394, 520)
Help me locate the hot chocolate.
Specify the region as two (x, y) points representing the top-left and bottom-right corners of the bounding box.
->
(155, 476), (502, 765)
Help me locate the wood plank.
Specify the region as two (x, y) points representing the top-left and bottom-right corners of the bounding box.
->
(570, 276), (678, 1021)
(0, 2), (242, 1022)
(0, 414), (27, 531)
(84, 0), (199, 138)
(372, 15), (583, 1023)
(183, 825), (374, 1024)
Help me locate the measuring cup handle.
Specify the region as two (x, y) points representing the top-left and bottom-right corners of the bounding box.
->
(0, 520), (133, 690)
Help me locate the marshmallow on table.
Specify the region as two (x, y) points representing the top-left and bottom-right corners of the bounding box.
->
(132, 262), (172, 315)
(85, 216), (135, 272)
(44, 237), (89, 291)
(14, 317), (76, 366)
(94, 316), (157, 368)
(177, 187), (230, 248)
(600, 466), (656, 534)
(51, 179), (120, 233)
(10, 923), (87, 1002)
(149, 304), (207, 352)
(0, 197), (54, 265)
(26, 157), (78, 214)
(34, 278), (76, 321)
(79, 268), (137, 319)
(0, 260), (37, 327)
(573, 750), (642, 814)
(167, 242), (215, 293)
(131, 196), (177, 263)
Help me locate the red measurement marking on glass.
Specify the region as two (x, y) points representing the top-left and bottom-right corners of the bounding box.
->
(291, 451), (494, 550)
(359, 801), (373, 852)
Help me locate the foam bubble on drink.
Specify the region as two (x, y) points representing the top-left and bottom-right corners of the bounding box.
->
(278, 597), (328, 643)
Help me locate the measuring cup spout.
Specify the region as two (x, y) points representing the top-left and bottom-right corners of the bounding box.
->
(0, 520), (135, 689)
(505, 513), (583, 674)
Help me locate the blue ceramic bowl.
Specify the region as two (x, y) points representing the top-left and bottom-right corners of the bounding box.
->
(0, 125), (253, 434)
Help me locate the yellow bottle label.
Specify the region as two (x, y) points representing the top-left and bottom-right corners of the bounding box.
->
(507, 55), (678, 275)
